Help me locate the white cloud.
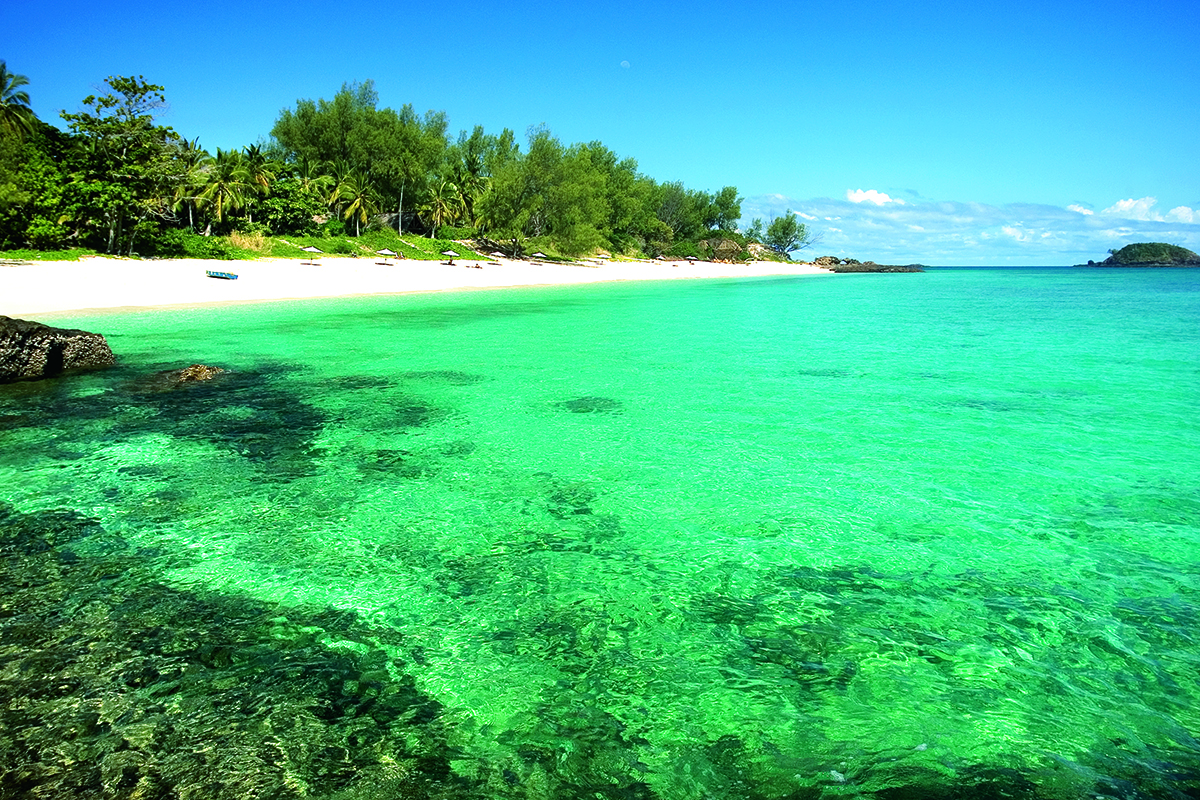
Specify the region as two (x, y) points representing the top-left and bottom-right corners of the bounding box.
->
(1102, 197), (1160, 221)
(846, 189), (904, 206)
(739, 192), (1200, 266)
(1002, 226), (1033, 242)
(795, 211), (817, 220)
(1100, 197), (1199, 224)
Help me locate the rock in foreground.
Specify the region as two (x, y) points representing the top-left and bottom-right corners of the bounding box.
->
(134, 364), (228, 393)
(0, 316), (115, 383)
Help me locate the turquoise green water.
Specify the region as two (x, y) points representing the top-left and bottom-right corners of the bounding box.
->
(2, 268), (1199, 798)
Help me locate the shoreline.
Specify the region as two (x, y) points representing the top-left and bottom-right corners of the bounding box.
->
(1, 255), (834, 319)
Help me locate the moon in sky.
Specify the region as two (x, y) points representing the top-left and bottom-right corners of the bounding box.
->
(620, 61), (630, 68)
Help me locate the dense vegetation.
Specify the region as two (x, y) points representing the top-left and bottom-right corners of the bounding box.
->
(1102, 242), (1200, 266)
(0, 63), (816, 261)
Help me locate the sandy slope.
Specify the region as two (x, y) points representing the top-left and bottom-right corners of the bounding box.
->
(0, 255), (833, 318)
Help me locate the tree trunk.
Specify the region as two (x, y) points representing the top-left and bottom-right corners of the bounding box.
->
(398, 180), (405, 234)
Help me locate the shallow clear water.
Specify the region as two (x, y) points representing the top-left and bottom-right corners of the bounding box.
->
(2, 267), (1199, 798)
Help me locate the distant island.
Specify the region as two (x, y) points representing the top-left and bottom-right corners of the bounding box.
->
(806, 256), (925, 273)
(1081, 243), (1200, 267)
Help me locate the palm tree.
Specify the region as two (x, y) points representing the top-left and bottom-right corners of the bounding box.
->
(293, 156), (333, 196)
(451, 148), (489, 227)
(239, 144), (277, 224)
(331, 170), (380, 237)
(243, 144), (275, 193)
(0, 60), (34, 138)
(172, 138), (211, 231)
(424, 179), (462, 239)
(197, 149), (253, 226)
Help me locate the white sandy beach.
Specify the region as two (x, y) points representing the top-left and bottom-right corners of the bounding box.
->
(0, 255), (833, 318)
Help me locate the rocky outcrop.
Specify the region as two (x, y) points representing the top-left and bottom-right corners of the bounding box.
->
(811, 257), (924, 273)
(133, 364), (228, 393)
(0, 316), (116, 383)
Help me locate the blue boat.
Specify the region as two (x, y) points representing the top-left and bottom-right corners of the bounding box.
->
(205, 270), (238, 280)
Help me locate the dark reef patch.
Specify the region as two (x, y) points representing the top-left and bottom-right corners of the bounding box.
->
(0, 362), (335, 478)
(0, 503), (478, 800)
(555, 396), (623, 414)
(787, 368), (855, 379)
(402, 370), (489, 385)
(360, 440), (476, 480)
(137, 364), (327, 472)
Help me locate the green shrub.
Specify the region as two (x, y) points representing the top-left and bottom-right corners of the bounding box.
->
(24, 217), (68, 250)
(325, 239), (356, 255)
(438, 225), (478, 240)
(146, 229), (243, 260)
(317, 219), (346, 238)
(0, 247), (96, 261)
(234, 219), (271, 236)
(666, 240), (703, 259)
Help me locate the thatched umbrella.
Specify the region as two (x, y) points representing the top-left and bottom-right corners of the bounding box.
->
(441, 249), (459, 265)
(712, 239), (741, 261)
(300, 246), (322, 253)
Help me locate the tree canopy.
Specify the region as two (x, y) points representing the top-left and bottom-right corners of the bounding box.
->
(0, 61), (33, 139)
(764, 210), (816, 259)
(0, 69), (782, 260)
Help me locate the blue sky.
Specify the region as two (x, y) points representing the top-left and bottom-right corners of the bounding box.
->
(6, 0), (1198, 264)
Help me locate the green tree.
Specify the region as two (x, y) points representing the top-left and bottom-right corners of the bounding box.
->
(331, 170), (380, 236)
(764, 210), (815, 259)
(0, 126), (71, 249)
(270, 81), (448, 236)
(447, 126), (492, 227)
(712, 186), (742, 232)
(654, 181), (715, 243)
(422, 178), (461, 239)
(476, 156), (534, 253)
(743, 218), (764, 243)
(0, 61), (34, 139)
(172, 137), (209, 232)
(60, 75), (187, 254)
(197, 149), (253, 226)
(260, 177), (325, 235)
